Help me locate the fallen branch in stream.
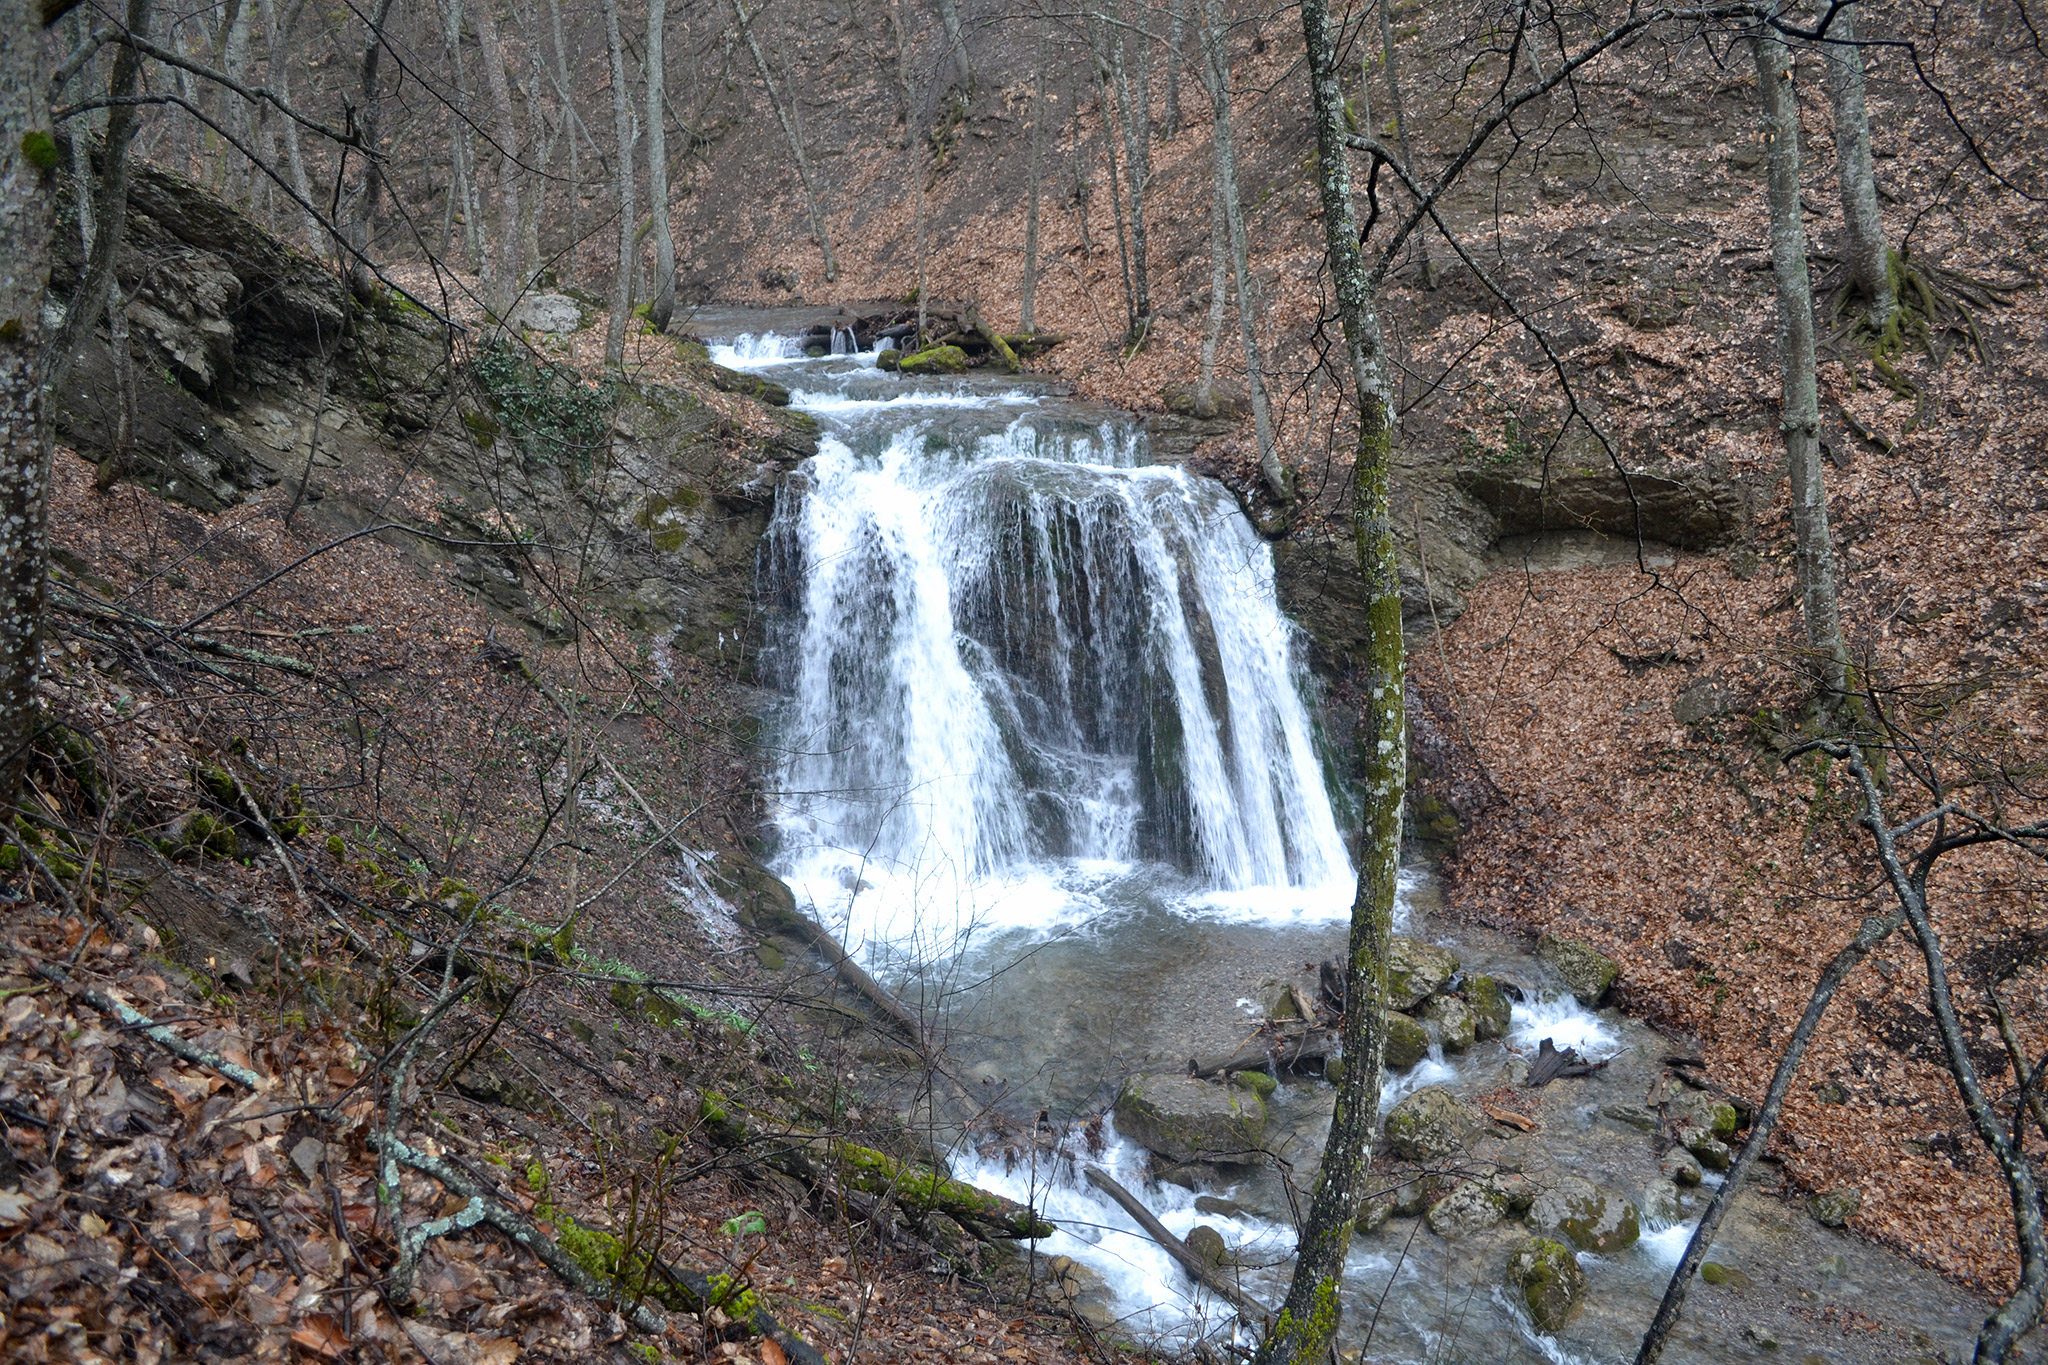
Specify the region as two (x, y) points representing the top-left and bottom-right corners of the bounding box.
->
(1082, 1166), (1270, 1324)
(1189, 1024), (1339, 1079)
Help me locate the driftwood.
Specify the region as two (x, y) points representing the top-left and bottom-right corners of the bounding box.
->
(1526, 1037), (1606, 1088)
(1188, 1024), (1339, 1079)
(1082, 1166), (1269, 1323)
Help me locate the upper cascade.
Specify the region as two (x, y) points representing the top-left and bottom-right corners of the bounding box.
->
(737, 335), (1353, 955)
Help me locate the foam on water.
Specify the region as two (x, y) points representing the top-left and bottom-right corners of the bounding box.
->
(1508, 991), (1625, 1060)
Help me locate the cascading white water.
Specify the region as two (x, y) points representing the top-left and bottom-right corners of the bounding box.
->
(735, 336), (1355, 959)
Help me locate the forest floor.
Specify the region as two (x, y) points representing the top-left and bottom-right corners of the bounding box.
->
(3, 441), (1161, 1365)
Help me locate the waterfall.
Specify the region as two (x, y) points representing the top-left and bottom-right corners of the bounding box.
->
(743, 337), (1354, 958)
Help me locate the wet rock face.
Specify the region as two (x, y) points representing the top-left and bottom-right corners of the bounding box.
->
(1040, 1255), (1116, 1326)
(1183, 1224), (1230, 1267)
(1385, 1085), (1483, 1163)
(1459, 466), (1746, 551)
(1420, 993), (1478, 1052)
(1113, 1074), (1265, 1163)
(1426, 1178), (1509, 1236)
(1466, 973), (1512, 1040)
(1509, 1236), (1586, 1333)
(1536, 934), (1620, 1006)
(1527, 1175), (1641, 1254)
(1384, 1011), (1431, 1070)
(1387, 935), (1461, 1011)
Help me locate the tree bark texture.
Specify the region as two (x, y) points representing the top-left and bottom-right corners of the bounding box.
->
(730, 0), (836, 281)
(1198, 162), (1227, 392)
(1108, 6), (1152, 339)
(1755, 31), (1850, 704)
(645, 0), (677, 331)
(1019, 25), (1046, 332)
(1251, 0), (1403, 1359)
(0, 0), (53, 809)
(931, 0), (970, 96)
(1377, 0), (1433, 286)
(601, 0), (638, 367)
(1822, 5), (1895, 326)
(341, 0), (398, 301)
(473, 0), (525, 318)
(1199, 0), (1283, 500)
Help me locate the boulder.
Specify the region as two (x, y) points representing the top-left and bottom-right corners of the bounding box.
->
(1600, 1103), (1659, 1133)
(1388, 936), (1460, 1010)
(1385, 1086), (1483, 1163)
(1536, 935), (1619, 1006)
(1159, 380), (1246, 420)
(1466, 974), (1512, 1041)
(1230, 1069), (1277, 1099)
(898, 344), (970, 375)
(1641, 1180), (1689, 1225)
(1678, 1125), (1733, 1172)
(1527, 1176), (1640, 1254)
(1808, 1188), (1863, 1229)
(1113, 1074), (1265, 1163)
(1384, 1012), (1431, 1070)
(1660, 1148), (1704, 1187)
(1426, 1179), (1509, 1237)
(1664, 1091), (1739, 1137)
(1420, 994), (1477, 1052)
(1508, 1236), (1586, 1334)
(510, 293), (586, 333)
(1183, 1225), (1229, 1267)
(1041, 1255), (1116, 1327)
(1459, 465), (1745, 551)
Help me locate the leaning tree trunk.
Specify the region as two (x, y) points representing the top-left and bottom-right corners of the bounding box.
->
(645, 0), (676, 331)
(1756, 28), (1851, 706)
(0, 0), (52, 810)
(1199, 0), (1283, 501)
(600, 0), (638, 368)
(729, 0), (836, 281)
(1251, 0), (1403, 1359)
(1822, 5), (1895, 328)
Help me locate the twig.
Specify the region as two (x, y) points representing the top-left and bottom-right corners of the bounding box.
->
(29, 960), (262, 1088)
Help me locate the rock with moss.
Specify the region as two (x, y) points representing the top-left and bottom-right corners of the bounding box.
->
(1420, 994), (1477, 1052)
(1385, 1011), (1431, 1070)
(1230, 1068), (1277, 1098)
(173, 811), (239, 860)
(1426, 1178), (1509, 1237)
(898, 344), (970, 375)
(1387, 936), (1460, 1011)
(1699, 1261), (1751, 1288)
(1509, 1236), (1586, 1333)
(1536, 935), (1619, 1006)
(1114, 1073), (1265, 1163)
(1184, 1224), (1230, 1267)
(1466, 974), (1512, 1040)
(1385, 1086), (1483, 1163)
(874, 347), (902, 372)
(1808, 1187), (1862, 1228)
(1660, 1148), (1704, 1187)
(1678, 1124), (1734, 1172)
(1527, 1175), (1640, 1254)
(1664, 1090), (1739, 1137)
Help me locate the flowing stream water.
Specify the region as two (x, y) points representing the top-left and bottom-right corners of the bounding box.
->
(702, 320), (1999, 1365)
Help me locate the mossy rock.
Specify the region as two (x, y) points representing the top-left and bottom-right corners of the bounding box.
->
(175, 811), (239, 860)
(898, 344), (969, 375)
(1536, 934), (1620, 1006)
(1384, 1085), (1482, 1163)
(1184, 1224), (1229, 1267)
(1420, 993), (1477, 1052)
(1385, 1011), (1430, 1070)
(1679, 1124), (1734, 1171)
(1808, 1187), (1862, 1228)
(1665, 1090), (1739, 1137)
(1527, 1175), (1640, 1254)
(1425, 1178), (1509, 1237)
(1230, 1069), (1277, 1098)
(1387, 935), (1459, 1011)
(874, 348), (902, 372)
(1466, 974), (1512, 1040)
(1509, 1236), (1586, 1333)
(1699, 1261), (1752, 1288)
(1113, 1073), (1265, 1163)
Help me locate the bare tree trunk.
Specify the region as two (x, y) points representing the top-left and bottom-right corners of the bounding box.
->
(600, 0), (637, 367)
(1019, 24), (1046, 332)
(217, 0), (253, 206)
(48, 0), (149, 402)
(473, 0), (525, 319)
(1109, 4), (1152, 342)
(339, 0), (398, 301)
(1756, 29), (1850, 705)
(729, 0), (836, 281)
(1823, 5), (1895, 327)
(887, 0), (917, 140)
(0, 0), (52, 809)
(434, 0), (480, 268)
(1095, 57), (1135, 338)
(1198, 161), (1227, 392)
(62, 72), (137, 495)
(1199, 0), (1282, 499)
(548, 0), (575, 284)
(931, 0), (970, 97)
(1164, 0), (1185, 138)
(1250, 0), (1403, 1358)
(1377, 0), (1433, 286)
(646, 0), (677, 330)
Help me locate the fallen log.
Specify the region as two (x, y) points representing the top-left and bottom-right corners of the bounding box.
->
(698, 1094), (1052, 1240)
(1082, 1166), (1269, 1323)
(1526, 1037), (1606, 1088)
(1189, 1026), (1339, 1079)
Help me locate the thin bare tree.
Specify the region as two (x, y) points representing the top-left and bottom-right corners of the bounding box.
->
(729, 0), (836, 281)
(601, 0), (638, 367)
(473, 0), (526, 318)
(646, 0), (677, 331)
(339, 0), (398, 301)
(1019, 22), (1048, 333)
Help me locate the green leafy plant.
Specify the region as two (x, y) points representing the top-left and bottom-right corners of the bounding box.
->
(470, 342), (619, 475)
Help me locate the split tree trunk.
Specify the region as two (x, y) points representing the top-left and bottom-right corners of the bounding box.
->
(1823, 5), (1895, 327)
(730, 0), (836, 281)
(645, 0), (676, 330)
(1250, 0), (1405, 1358)
(0, 0), (53, 809)
(1199, 0), (1283, 500)
(1756, 29), (1851, 706)
(600, 0), (638, 368)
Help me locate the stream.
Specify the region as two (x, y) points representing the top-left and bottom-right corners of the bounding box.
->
(697, 312), (2000, 1365)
